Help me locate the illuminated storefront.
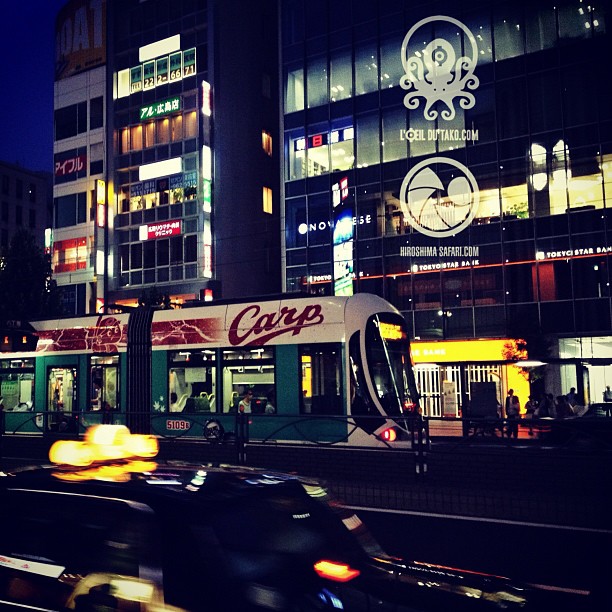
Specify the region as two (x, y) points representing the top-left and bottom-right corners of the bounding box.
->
(281, 0), (612, 410)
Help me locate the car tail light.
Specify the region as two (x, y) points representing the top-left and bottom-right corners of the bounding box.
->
(381, 427), (397, 442)
(314, 560), (361, 582)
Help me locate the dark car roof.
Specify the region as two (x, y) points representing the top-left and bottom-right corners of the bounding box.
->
(0, 461), (321, 505)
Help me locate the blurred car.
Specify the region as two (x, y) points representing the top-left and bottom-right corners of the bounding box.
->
(581, 402), (612, 418)
(0, 425), (584, 611)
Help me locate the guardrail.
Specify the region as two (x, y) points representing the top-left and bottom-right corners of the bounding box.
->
(1, 409), (611, 457)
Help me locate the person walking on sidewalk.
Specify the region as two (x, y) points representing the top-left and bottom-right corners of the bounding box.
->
(524, 395), (537, 436)
(505, 389), (520, 438)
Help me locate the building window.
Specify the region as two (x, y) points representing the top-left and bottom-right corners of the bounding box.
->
(330, 121), (354, 172)
(157, 118), (170, 144)
(1, 175), (8, 196)
(54, 101), (87, 140)
(130, 125), (143, 151)
(52, 237), (89, 273)
(330, 49), (352, 102)
(120, 128), (130, 153)
(356, 112), (380, 167)
(262, 130), (273, 156)
(379, 35), (403, 90)
(1, 201), (8, 222)
(16, 179), (23, 200)
(171, 115), (183, 142)
(54, 192), (87, 228)
(90, 142), (104, 175)
(263, 186), (273, 214)
(285, 65), (304, 113)
(16, 206), (23, 226)
(144, 122), (156, 148)
(184, 111), (197, 138)
(28, 183), (36, 203)
(355, 42), (378, 96)
(286, 128), (306, 181)
(90, 96), (103, 130)
(307, 56), (327, 109)
(382, 108), (406, 163)
(29, 209), (36, 229)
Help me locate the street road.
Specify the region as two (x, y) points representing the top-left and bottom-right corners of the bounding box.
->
(354, 506), (610, 610)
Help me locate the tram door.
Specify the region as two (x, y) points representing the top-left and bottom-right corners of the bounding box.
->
(47, 367), (77, 431)
(90, 356), (119, 413)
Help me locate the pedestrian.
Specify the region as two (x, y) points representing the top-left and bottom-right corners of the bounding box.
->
(555, 395), (573, 418)
(238, 389), (253, 413)
(535, 393), (551, 418)
(566, 387), (578, 408)
(603, 386), (612, 402)
(524, 395), (537, 436)
(504, 389), (520, 438)
(264, 390), (275, 414)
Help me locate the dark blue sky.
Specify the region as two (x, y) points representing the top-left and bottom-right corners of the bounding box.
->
(0, 1), (67, 172)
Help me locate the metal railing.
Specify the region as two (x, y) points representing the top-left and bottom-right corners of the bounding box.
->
(1, 409), (610, 454)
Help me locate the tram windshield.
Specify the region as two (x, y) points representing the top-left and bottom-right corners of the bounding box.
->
(364, 313), (419, 417)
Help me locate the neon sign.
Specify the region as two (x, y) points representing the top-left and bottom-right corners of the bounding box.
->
(139, 220), (182, 241)
(139, 96), (181, 120)
(294, 127), (354, 151)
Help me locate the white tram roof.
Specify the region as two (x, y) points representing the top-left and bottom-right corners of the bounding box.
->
(19, 293), (399, 355)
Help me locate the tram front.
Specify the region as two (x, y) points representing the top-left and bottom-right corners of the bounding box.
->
(347, 296), (420, 444)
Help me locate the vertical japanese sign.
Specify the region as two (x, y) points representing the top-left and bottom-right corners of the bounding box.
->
(332, 177), (354, 297)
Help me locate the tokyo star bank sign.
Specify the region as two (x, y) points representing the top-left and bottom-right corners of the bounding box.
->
(398, 16), (482, 241)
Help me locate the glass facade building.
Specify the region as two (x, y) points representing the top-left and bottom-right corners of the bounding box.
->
(281, 0), (612, 413)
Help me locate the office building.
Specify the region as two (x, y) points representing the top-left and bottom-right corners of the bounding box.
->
(0, 161), (52, 254)
(53, 0), (281, 314)
(280, 0), (612, 412)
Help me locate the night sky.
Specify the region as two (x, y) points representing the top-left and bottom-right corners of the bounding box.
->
(0, 1), (67, 173)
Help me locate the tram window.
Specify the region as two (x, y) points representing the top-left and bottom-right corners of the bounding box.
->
(0, 358), (35, 411)
(169, 351), (217, 413)
(221, 347), (275, 414)
(300, 343), (342, 415)
(90, 357), (119, 414)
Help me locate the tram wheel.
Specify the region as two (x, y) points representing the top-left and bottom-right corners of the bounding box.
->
(203, 419), (224, 442)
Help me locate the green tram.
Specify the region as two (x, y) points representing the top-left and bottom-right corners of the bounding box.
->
(2, 294), (420, 447)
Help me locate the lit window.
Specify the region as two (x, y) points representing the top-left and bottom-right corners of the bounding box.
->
(262, 130), (273, 156)
(263, 186), (272, 214)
